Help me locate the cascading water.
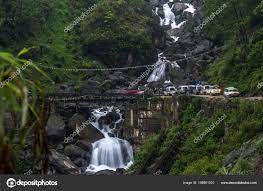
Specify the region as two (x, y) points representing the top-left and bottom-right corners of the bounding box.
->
(148, 0), (196, 82)
(147, 53), (180, 83)
(86, 107), (133, 172)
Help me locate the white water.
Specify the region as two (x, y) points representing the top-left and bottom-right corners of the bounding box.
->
(154, 0), (195, 42)
(184, 3), (196, 14)
(147, 0), (195, 82)
(147, 53), (180, 83)
(86, 107), (133, 172)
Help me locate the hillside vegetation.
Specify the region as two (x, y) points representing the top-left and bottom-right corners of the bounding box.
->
(132, 97), (263, 175)
(203, 0), (263, 95)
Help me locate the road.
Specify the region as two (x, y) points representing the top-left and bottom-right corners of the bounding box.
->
(157, 94), (263, 101)
(190, 95), (263, 100)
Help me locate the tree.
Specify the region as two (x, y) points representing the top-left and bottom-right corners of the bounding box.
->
(0, 50), (50, 174)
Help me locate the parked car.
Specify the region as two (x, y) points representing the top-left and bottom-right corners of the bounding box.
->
(164, 86), (177, 95)
(200, 85), (212, 95)
(178, 86), (188, 94)
(188, 85), (196, 94)
(206, 85), (222, 96)
(124, 89), (144, 95)
(224, 87), (240, 97)
(193, 85), (203, 95)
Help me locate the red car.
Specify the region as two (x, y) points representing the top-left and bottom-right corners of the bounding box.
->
(124, 89), (144, 95)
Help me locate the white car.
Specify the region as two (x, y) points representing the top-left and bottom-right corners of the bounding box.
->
(188, 85), (196, 94)
(224, 87), (240, 97)
(206, 85), (222, 96)
(178, 86), (188, 94)
(193, 85), (203, 95)
(164, 86), (177, 95)
(200, 85), (212, 95)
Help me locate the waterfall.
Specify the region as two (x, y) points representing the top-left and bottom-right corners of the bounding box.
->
(86, 107), (134, 172)
(147, 53), (180, 83)
(147, 0), (195, 82)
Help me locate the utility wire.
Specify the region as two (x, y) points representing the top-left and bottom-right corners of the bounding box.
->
(38, 47), (223, 72)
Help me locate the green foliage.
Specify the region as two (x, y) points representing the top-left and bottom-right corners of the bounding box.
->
(0, 50), (50, 173)
(133, 98), (263, 175)
(131, 134), (159, 170)
(181, 156), (221, 175)
(80, 0), (155, 67)
(159, 127), (177, 155)
(231, 159), (254, 175)
(204, 0), (263, 95)
(257, 139), (263, 154)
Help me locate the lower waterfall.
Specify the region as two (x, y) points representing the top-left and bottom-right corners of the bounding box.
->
(86, 107), (134, 172)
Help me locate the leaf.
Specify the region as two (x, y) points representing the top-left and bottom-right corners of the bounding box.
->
(24, 60), (53, 82)
(0, 52), (20, 68)
(17, 47), (35, 58)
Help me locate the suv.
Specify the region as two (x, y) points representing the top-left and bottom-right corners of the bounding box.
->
(164, 86), (177, 95)
(178, 86), (188, 94)
(224, 87), (240, 97)
(200, 85), (211, 95)
(193, 85), (202, 95)
(206, 85), (222, 96)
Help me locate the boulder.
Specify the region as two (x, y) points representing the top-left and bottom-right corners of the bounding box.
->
(68, 113), (87, 131)
(76, 140), (93, 152)
(94, 170), (119, 175)
(64, 145), (90, 160)
(172, 3), (188, 15)
(49, 149), (80, 174)
(45, 114), (65, 143)
(68, 113), (103, 142)
(73, 158), (88, 168)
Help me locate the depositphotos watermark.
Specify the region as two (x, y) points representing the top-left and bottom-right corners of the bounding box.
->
(64, 4), (97, 33)
(128, 65), (156, 89)
(194, 3), (227, 33)
(6, 178), (58, 188)
(257, 82), (263, 89)
(64, 115), (96, 143)
(194, 114), (227, 143)
(0, 60), (31, 89)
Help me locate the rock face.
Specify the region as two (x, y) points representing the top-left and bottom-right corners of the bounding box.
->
(45, 114), (65, 143)
(221, 136), (263, 175)
(150, 0), (220, 85)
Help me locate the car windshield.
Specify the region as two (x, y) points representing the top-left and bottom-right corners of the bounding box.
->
(227, 87), (238, 92)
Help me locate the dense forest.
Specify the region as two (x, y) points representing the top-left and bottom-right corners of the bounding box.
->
(0, 0), (262, 175)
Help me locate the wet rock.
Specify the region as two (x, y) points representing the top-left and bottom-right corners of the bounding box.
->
(68, 113), (103, 142)
(98, 110), (121, 126)
(76, 140), (93, 152)
(49, 149), (80, 175)
(94, 170), (119, 175)
(68, 113), (87, 131)
(73, 158), (88, 168)
(64, 145), (90, 160)
(172, 3), (188, 15)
